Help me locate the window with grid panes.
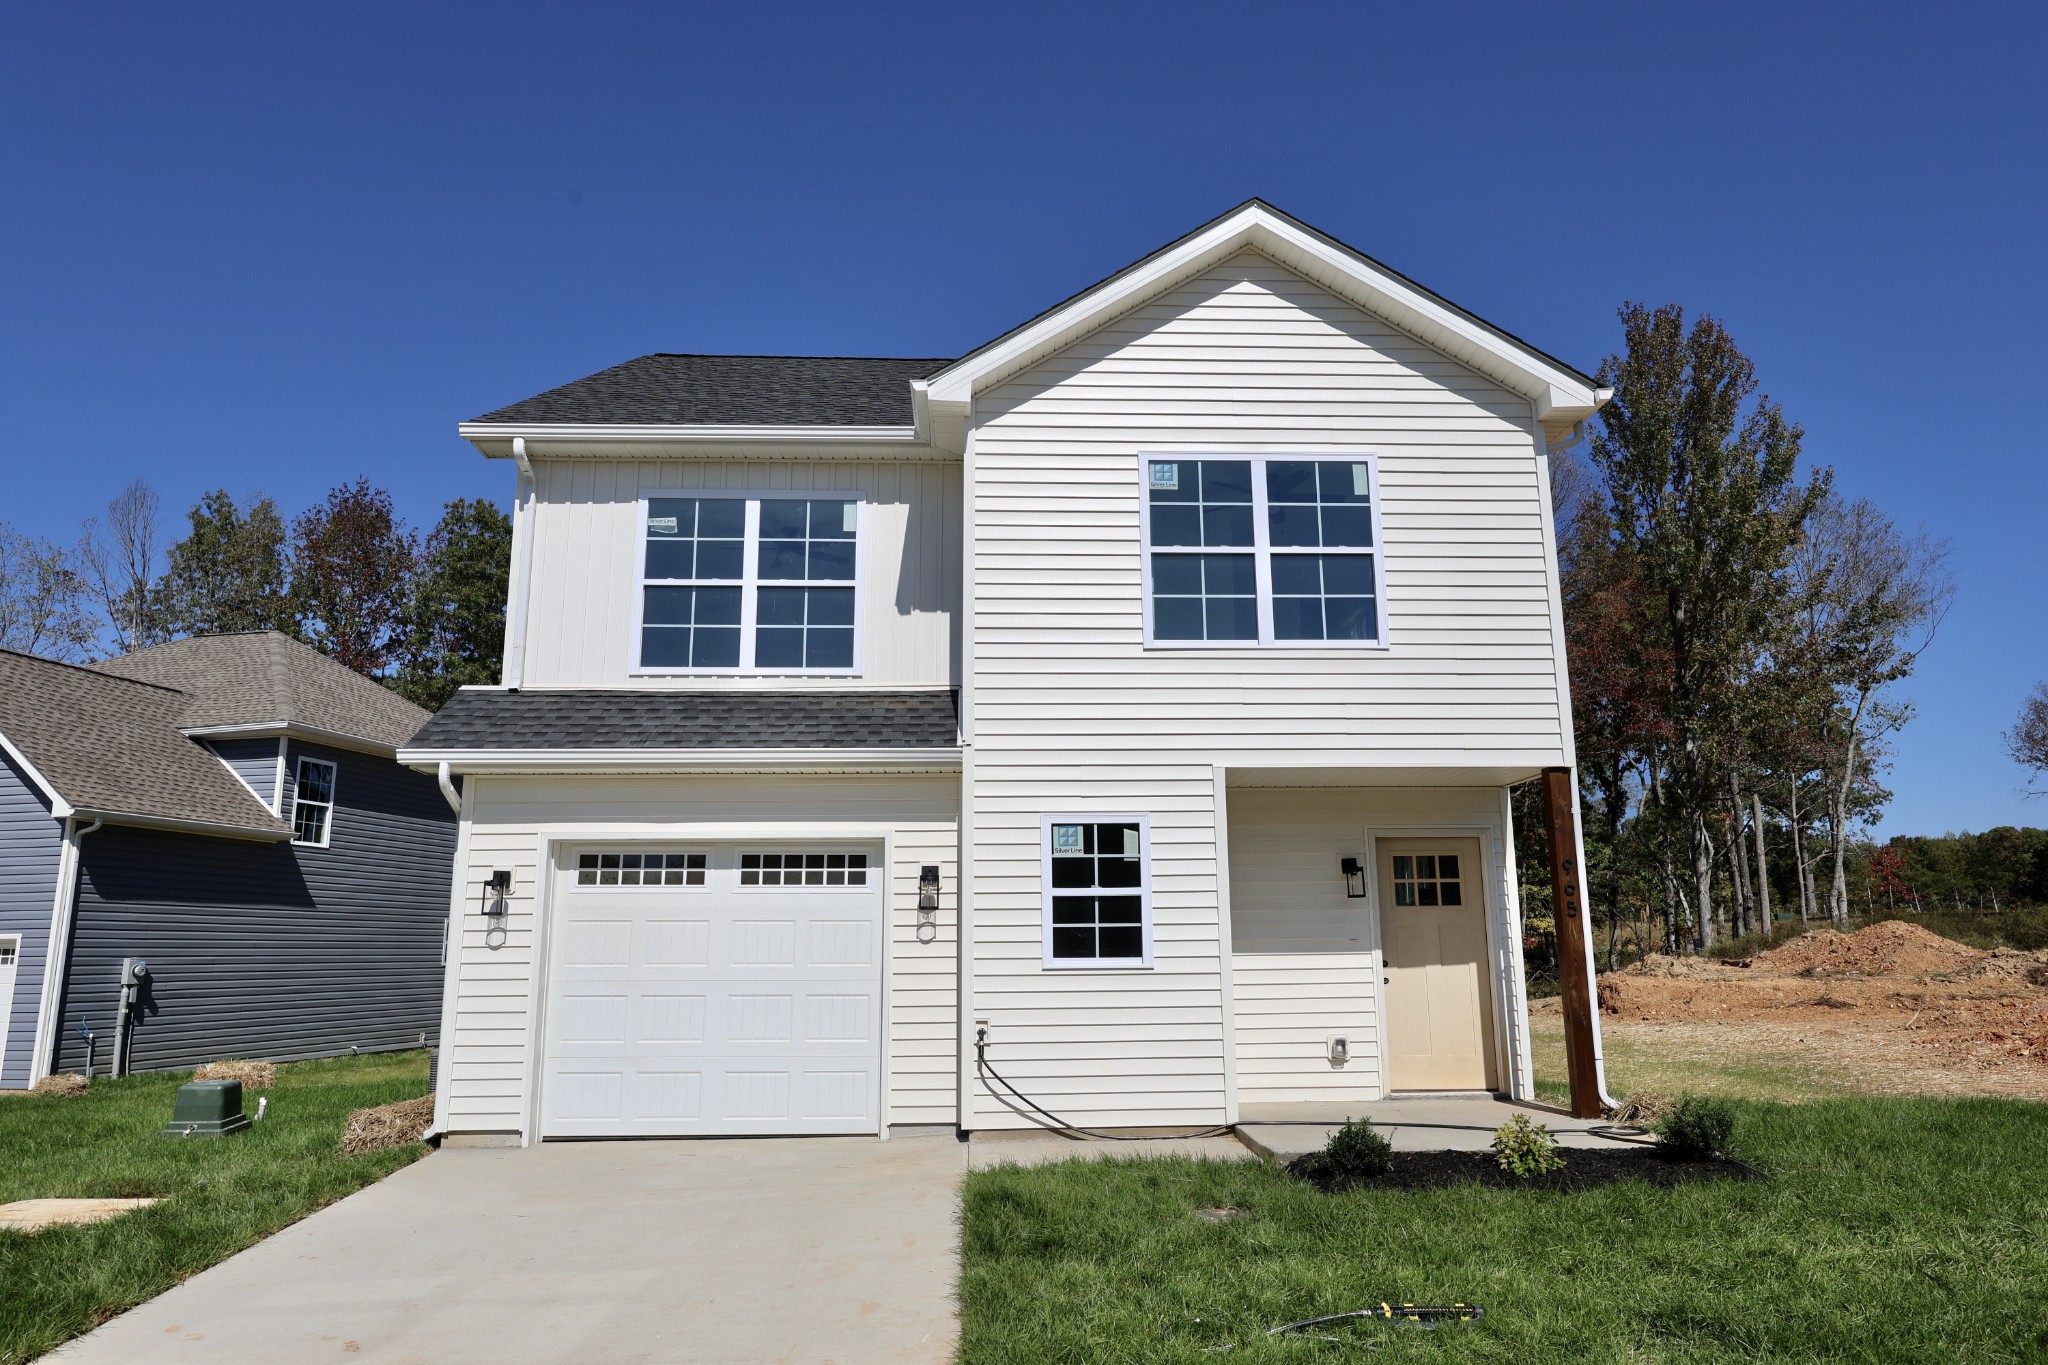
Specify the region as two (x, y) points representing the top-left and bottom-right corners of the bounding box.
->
(576, 852), (707, 887)
(1143, 455), (1383, 646)
(1045, 819), (1149, 964)
(640, 495), (859, 672)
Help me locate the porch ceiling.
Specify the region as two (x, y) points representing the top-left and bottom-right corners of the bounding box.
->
(1225, 764), (1548, 789)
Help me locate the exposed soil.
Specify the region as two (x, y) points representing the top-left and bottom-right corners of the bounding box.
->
(1539, 920), (2048, 1100)
(1289, 1147), (1756, 1194)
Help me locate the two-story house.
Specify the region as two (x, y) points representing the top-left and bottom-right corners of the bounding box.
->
(401, 200), (1612, 1145)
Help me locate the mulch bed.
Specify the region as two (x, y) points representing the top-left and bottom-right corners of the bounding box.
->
(1289, 1147), (1759, 1194)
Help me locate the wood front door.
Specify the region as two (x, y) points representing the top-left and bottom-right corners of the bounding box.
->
(1379, 838), (1498, 1091)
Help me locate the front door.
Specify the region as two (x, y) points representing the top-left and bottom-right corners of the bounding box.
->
(1379, 838), (1498, 1091)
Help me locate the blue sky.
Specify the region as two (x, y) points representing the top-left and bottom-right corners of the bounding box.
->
(3, 3), (2043, 833)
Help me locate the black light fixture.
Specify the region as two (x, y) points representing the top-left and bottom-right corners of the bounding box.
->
(482, 869), (512, 915)
(916, 865), (941, 944)
(1339, 856), (1367, 899)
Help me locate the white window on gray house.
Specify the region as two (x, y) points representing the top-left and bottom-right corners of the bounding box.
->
(1043, 817), (1151, 967)
(290, 757), (337, 847)
(641, 496), (858, 673)
(1142, 455), (1384, 647)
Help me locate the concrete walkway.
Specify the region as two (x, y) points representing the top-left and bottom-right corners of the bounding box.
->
(1235, 1096), (1652, 1161)
(51, 1136), (964, 1365)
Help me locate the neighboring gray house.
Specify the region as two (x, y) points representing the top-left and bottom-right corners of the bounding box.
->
(0, 632), (457, 1088)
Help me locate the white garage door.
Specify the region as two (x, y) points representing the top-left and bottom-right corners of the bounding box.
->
(541, 844), (883, 1137)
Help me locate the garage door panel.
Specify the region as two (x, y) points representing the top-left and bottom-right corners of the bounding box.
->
(541, 844), (883, 1138)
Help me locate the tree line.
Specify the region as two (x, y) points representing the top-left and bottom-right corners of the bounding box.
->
(0, 479), (509, 710)
(1525, 301), (1961, 962)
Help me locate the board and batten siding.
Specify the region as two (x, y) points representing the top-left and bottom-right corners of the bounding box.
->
(0, 749), (62, 1089)
(519, 459), (961, 689)
(1227, 786), (1530, 1106)
(51, 743), (455, 1074)
(965, 251), (1566, 1127)
(441, 773), (960, 1137)
(207, 737), (284, 812)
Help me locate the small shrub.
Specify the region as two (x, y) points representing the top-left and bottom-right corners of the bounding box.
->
(1491, 1113), (1565, 1177)
(1656, 1094), (1738, 1161)
(1315, 1116), (1395, 1180)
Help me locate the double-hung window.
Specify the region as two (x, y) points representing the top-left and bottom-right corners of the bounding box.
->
(1042, 816), (1152, 968)
(1141, 454), (1385, 647)
(639, 495), (860, 673)
(290, 757), (336, 847)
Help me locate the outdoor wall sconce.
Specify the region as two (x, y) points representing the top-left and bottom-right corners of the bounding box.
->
(1340, 856), (1367, 899)
(482, 870), (512, 949)
(917, 865), (941, 943)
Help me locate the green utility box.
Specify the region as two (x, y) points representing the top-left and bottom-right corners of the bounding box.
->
(161, 1079), (252, 1137)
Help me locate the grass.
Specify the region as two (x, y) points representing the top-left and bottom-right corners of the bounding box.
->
(960, 1096), (2048, 1363)
(1528, 1015), (1865, 1106)
(0, 1051), (430, 1362)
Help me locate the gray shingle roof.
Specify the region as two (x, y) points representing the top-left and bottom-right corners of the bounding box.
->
(468, 355), (954, 427)
(405, 689), (960, 751)
(0, 651), (289, 837)
(90, 631), (430, 750)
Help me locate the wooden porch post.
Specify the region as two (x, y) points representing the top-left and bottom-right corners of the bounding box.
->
(1541, 767), (1602, 1118)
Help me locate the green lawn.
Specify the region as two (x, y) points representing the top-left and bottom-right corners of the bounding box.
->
(960, 1097), (2048, 1363)
(0, 1051), (431, 1362)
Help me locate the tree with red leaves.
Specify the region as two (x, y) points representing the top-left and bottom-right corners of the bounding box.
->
(290, 479), (417, 677)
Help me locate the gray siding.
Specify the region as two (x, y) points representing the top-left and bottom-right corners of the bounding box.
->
(52, 742), (455, 1073)
(0, 747), (62, 1088)
(206, 738), (283, 812)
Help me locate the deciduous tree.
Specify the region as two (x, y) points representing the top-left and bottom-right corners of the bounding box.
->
(393, 498), (512, 709)
(159, 491), (294, 637)
(290, 479), (416, 677)
(0, 525), (96, 661)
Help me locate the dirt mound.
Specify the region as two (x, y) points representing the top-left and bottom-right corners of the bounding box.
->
(1958, 948), (2048, 987)
(1621, 953), (1744, 980)
(1748, 920), (1984, 978)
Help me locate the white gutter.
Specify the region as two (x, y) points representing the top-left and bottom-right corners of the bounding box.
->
(400, 746), (963, 775)
(66, 808), (289, 842)
(459, 422), (918, 445)
(30, 816), (100, 1084)
(502, 437), (537, 690)
(436, 761), (461, 814)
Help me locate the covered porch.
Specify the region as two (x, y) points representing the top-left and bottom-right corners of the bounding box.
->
(1219, 764), (1606, 1120)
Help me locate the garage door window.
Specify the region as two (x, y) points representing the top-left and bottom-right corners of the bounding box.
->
(740, 852), (868, 887)
(576, 852), (707, 887)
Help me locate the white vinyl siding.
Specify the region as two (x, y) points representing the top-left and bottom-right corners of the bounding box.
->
(440, 773), (959, 1138)
(520, 460), (959, 689)
(1225, 786), (1527, 1106)
(964, 250), (1564, 1130)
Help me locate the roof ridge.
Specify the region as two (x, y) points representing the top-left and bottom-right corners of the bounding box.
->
(639, 353), (956, 362)
(9, 648), (190, 695)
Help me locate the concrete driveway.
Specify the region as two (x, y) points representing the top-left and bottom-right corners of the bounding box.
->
(51, 1136), (963, 1365)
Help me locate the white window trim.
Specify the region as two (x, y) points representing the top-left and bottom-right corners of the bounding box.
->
(570, 847), (713, 892)
(289, 757), (337, 848)
(630, 492), (865, 677)
(1039, 813), (1154, 970)
(732, 847), (875, 892)
(1136, 451), (1390, 650)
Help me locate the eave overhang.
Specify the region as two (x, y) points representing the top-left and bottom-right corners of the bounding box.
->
(918, 199), (1608, 433)
(399, 746), (963, 776)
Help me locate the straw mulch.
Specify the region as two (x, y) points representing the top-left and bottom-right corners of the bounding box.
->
(340, 1095), (435, 1156)
(30, 1074), (89, 1097)
(195, 1060), (278, 1089)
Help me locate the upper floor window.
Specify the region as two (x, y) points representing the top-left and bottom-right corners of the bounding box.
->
(1140, 455), (1385, 648)
(639, 495), (861, 674)
(290, 757), (336, 847)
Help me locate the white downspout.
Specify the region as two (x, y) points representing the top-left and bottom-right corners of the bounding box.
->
(502, 436), (537, 689)
(1569, 780), (1620, 1111)
(436, 762), (461, 815)
(30, 816), (101, 1085)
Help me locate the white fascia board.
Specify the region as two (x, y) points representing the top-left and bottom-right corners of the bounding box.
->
(398, 746), (963, 775)
(459, 422), (918, 447)
(71, 807), (291, 842)
(0, 728), (74, 817)
(181, 722), (398, 759)
(924, 203), (1606, 417)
